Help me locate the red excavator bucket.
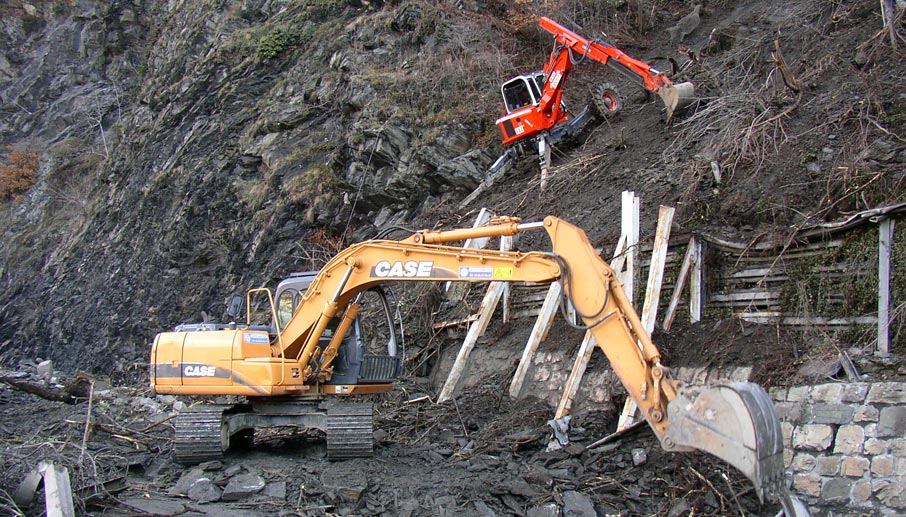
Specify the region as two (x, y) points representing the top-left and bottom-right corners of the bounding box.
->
(664, 382), (810, 516)
(658, 81), (696, 120)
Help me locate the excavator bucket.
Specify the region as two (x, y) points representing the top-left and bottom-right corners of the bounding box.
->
(657, 81), (695, 120)
(665, 382), (810, 516)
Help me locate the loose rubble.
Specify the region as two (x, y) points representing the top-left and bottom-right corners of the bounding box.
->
(1, 369), (779, 516)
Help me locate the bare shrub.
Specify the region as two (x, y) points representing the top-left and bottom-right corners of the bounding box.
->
(0, 145), (39, 201)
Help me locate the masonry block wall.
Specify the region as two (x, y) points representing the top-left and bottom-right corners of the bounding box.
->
(770, 382), (906, 516)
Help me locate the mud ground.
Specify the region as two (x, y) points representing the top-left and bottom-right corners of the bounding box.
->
(0, 371), (781, 517)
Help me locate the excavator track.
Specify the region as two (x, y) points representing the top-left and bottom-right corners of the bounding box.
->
(173, 405), (228, 464)
(326, 402), (374, 460)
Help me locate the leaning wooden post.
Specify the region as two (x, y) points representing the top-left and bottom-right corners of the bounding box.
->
(663, 236), (697, 331)
(877, 217), (895, 356)
(438, 282), (507, 402)
(509, 282), (562, 398)
(689, 237), (703, 323)
(617, 205), (674, 431)
(555, 331), (596, 418)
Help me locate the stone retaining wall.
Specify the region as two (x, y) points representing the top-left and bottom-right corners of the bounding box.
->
(770, 382), (906, 516)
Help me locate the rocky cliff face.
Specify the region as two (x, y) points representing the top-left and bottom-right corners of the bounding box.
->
(1, 0), (904, 375)
(0, 0), (520, 374)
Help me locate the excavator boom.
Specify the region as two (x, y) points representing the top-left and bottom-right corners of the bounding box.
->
(151, 216), (801, 514)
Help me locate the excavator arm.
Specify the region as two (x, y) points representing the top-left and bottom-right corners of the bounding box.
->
(273, 216), (794, 509)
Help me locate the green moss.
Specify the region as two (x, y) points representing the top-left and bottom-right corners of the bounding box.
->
(781, 229), (877, 319)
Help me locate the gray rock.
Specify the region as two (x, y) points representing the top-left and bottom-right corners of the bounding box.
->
(197, 460), (223, 471)
(526, 503), (560, 517)
(187, 478), (221, 504)
(36, 360), (53, 382)
(261, 481), (286, 501)
(878, 406), (906, 437)
(120, 497), (186, 515)
(168, 468), (206, 496)
(631, 448), (647, 466)
(562, 490), (595, 517)
(221, 473), (266, 501)
(473, 500), (497, 517)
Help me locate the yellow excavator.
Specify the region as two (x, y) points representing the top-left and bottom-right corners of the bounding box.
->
(151, 216), (806, 515)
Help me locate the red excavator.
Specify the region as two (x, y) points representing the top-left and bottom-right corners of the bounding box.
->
(490, 17), (695, 183)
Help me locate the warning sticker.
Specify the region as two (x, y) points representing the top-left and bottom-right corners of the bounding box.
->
(494, 267), (514, 279)
(459, 266), (494, 279)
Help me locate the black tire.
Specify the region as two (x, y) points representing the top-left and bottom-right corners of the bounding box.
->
(590, 82), (622, 120)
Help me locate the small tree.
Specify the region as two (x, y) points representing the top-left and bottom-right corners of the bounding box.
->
(0, 145), (39, 201)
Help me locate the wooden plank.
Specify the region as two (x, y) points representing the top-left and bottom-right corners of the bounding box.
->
(662, 237), (696, 331)
(438, 282), (507, 402)
(501, 235), (514, 322)
(509, 282), (562, 398)
(445, 208), (491, 296)
(877, 217), (894, 356)
(689, 237), (702, 322)
(639, 205), (675, 333)
(709, 291), (782, 302)
(619, 205), (674, 431)
(38, 462), (75, 517)
(739, 312), (878, 326)
(620, 191), (639, 306)
(555, 331), (596, 419)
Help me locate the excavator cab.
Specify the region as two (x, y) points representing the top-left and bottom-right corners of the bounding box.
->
(501, 72), (545, 112)
(274, 272), (404, 385)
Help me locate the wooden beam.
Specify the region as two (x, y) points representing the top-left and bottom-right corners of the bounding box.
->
(618, 205), (674, 431)
(620, 191), (639, 306)
(438, 282), (507, 402)
(639, 205), (674, 332)
(689, 237), (703, 323)
(662, 236), (696, 331)
(38, 462), (75, 517)
(555, 331), (596, 419)
(509, 282), (562, 398)
(877, 217), (895, 356)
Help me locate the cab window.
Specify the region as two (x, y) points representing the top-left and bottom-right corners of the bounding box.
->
(277, 290), (295, 331)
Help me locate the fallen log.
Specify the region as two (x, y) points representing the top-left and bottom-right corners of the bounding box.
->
(0, 371), (92, 404)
